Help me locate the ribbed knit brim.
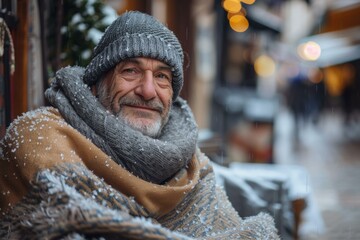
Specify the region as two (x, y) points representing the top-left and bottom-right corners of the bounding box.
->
(83, 11), (184, 101)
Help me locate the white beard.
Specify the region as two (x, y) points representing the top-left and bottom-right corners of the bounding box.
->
(117, 110), (163, 138)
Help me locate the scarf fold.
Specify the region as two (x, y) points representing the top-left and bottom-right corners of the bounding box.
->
(45, 66), (198, 184)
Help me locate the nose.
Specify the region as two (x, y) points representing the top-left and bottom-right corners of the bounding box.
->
(134, 70), (157, 100)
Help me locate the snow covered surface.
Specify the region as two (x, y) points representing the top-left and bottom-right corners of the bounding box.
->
(212, 161), (325, 239)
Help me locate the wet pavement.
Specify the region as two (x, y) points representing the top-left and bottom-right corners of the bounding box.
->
(275, 108), (360, 240)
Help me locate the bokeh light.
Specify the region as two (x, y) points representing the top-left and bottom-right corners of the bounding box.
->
(309, 68), (324, 84)
(227, 10), (245, 20)
(229, 14), (249, 32)
(297, 41), (322, 61)
(241, 0), (256, 4)
(223, 0), (242, 13)
(254, 54), (276, 77)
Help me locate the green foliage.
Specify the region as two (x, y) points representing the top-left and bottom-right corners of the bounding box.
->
(47, 0), (112, 73)
(61, 0), (108, 66)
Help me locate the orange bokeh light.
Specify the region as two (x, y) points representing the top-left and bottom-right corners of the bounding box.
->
(229, 14), (249, 32)
(254, 54), (276, 77)
(241, 0), (256, 4)
(223, 0), (242, 13)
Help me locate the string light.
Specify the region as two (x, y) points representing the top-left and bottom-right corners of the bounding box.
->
(241, 0), (256, 4)
(227, 8), (246, 19)
(223, 0), (255, 32)
(223, 0), (242, 13)
(254, 54), (276, 77)
(229, 14), (249, 32)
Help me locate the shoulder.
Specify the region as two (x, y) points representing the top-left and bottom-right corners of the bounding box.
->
(0, 107), (76, 160)
(0, 105), (98, 181)
(6, 106), (65, 129)
(0, 107), (83, 213)
(2, 107), (69, 141)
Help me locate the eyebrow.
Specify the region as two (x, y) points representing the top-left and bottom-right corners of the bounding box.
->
(120, 58), (172, 72)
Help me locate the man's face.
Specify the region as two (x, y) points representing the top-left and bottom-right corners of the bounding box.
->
(94, 57), (173, 138)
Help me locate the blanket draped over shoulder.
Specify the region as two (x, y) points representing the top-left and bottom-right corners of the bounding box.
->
(0, 108), (279, 239)
(0, 67), (279, 239)
(44, 66), (199, 185)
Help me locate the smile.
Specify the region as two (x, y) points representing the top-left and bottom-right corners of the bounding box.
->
(124, 104), (161, 114)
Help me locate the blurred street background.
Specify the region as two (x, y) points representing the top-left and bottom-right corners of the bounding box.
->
(1, 0), (360, 239)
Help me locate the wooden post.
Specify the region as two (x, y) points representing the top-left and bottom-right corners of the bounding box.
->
(38, 0), (49, 96)
(166, 1), (194, 101)
(122, 0), (152, 14)
(13, 0), (29, 118)
(54, 0), (63, 72)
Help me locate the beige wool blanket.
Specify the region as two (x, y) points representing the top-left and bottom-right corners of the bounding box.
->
(0, 107), (279, 239)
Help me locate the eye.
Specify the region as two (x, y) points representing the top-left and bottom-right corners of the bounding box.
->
(120, 67), (142, 80)
(156, 73), (168, 79)
(155, 72), (172, 87)
(122, 68), (137, 74)
(155, 72), (172, 81)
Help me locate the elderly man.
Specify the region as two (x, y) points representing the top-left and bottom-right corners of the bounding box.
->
(0, 11), (278, 239)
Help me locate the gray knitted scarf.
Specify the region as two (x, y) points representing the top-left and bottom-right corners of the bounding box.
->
(45, 66), (198, 184)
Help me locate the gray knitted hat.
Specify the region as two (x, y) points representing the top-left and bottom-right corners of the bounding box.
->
(83, 11), (184, 100)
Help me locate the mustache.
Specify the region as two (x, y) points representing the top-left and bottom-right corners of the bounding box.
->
(118, 97), (164, 113)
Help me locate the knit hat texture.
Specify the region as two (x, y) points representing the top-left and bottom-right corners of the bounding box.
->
(83, 11), (184, 100)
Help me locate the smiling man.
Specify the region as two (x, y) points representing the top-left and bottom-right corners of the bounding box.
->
(0, 11), (279, 239)
(95, 58), (173, 137)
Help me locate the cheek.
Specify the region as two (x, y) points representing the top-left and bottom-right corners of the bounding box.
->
(109, 81), (136, 109)
(157, 88), (173, 110)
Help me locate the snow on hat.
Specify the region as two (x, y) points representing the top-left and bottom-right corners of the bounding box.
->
(83, 11), (184, 101)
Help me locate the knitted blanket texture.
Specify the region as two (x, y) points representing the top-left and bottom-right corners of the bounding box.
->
(0, 158), (278, 239)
